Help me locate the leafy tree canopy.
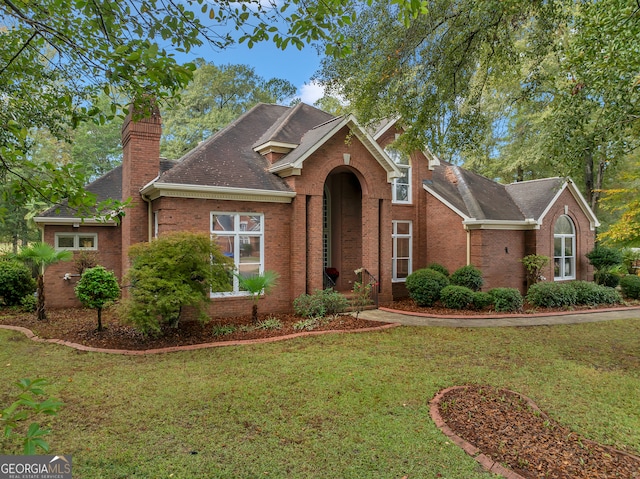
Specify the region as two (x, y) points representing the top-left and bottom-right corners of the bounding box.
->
(318, 0), (640, 214)
(0, 0), (429, 221)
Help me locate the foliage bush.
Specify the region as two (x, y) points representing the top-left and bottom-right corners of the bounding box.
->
(620, 275), (640, 300)
(119, 232), (233, 335)
(439, 285), (475, 309)
(586, 246), (623, 286)
(450, 265), (483, 291)
(293, 317), (329, 331)
(621, 248), (640, 274)
(405, 268), (450, 307)
(211, 324), (237, 336)
(426, 262), (449, 277)
(489, 288), (523, 312)
(520, 254), (550, 289)
(293, 289), (347, 318)
(20, 294), (37, 312)
(472, 291), (493, 310)
(75, 266), (120, 331)
(526, 282), (577, 308)
(567, 281), (622, 305)
(0, 260), (36, 307)
(255, 317), (282, 330)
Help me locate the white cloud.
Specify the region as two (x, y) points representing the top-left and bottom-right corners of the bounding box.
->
(299, 81), (325, 105)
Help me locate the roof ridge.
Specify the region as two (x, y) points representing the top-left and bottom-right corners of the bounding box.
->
(451, 166), (485, 219)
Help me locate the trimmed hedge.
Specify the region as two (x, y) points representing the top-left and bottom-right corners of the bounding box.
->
(489, 288), (523, 312)
(450, 265), (483, 291)
(620, 275), (640, 300)
(472, 291), (493, 309)
(440, 285), (474, 309)
(526, 282), (577, 308)
(405, 268), (450, 307)
(426, 262), (450, 277)
(568, 281), (621, 305)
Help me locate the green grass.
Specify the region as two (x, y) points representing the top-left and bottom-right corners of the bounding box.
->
(1, 319), (640, 478)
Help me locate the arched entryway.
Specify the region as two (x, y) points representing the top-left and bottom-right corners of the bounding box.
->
(323, 167), (362, 291)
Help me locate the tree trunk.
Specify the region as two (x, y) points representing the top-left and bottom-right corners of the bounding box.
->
(36, 275), (46, 321)
(97, 307), (103, 332)
(583, 147), (594, 210)
(252, 303), (258, 324)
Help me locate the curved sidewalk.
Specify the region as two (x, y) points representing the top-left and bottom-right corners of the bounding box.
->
(358, 306), (640, 327)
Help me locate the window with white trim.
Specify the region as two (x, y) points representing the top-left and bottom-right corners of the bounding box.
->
(211, 213), (263, 295)
(392, 220), (412, 281)
(55, 233), (97, 251)
(553, 215), (575, 280)
(386, 147), (411, 203)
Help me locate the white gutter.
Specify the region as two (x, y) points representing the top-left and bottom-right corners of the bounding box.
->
(140, 182), (297, 203)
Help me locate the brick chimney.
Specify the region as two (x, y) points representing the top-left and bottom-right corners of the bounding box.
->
(120, 100), (162, 275)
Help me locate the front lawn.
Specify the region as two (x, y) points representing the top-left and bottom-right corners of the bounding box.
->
(1, 318), (639, 478)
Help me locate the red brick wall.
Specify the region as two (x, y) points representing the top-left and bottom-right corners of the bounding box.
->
(43, 225), (122, 308)
(534, 187), (596, 282)
(471, 229), (527, 292)
(424, 193), (468, 274)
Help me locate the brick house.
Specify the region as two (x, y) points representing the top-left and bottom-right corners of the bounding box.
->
(34, 103), (599, 315)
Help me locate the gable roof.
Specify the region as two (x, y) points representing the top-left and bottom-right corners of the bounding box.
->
(423, 163), (599, 230)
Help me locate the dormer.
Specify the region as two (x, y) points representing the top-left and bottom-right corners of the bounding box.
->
(253, 140), (298, 164)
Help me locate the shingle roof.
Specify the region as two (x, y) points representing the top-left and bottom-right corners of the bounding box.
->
(157, 103), (294, 192)
(253, 102), (335, 148)
(425, 163), (567, 222)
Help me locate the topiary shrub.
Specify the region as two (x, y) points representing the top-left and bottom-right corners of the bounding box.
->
(75, 266), (121, 331)
(0, 260), (36, 306)
(489, 288), (523, 312)
(426, 262), (450, 277)
(526, 282), (577, 308)
(405, 268), (450, 307)
(620, 275), (640, 300)
(450, 265), (483, 291)
(567, 281), (621, 305)
(472, 291), (493, 310)
(440, 285), (474, 309)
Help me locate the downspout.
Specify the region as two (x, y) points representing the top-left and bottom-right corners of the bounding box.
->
(141, 193), (153, 242)
(466, 227), (471, 265)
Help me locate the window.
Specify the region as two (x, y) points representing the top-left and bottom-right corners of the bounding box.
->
(386, 147), (411, 203)
(55, 233), (97, 251)
(211, 213), (263, 295)
(392, 221), (412, 281)
(553, 215), (575, 280)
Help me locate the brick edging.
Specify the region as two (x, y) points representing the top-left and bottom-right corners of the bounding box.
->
(0, 322), (400, 355)
(381, 305), (640, 320)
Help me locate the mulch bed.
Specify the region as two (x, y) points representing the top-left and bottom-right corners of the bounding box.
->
(0, 307), (387, 351)
(435, 385), (640, 479)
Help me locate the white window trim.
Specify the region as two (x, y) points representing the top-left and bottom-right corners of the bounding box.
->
(54, 232), (98, 251)
(553, 215), (576, 281)
(392, 220), (412, 282)
(210, 212), (264, 297)
(386, 147), (412, 204)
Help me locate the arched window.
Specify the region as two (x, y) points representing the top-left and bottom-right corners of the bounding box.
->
(554, 215), (575, 280)
(385, 147), (411, 204)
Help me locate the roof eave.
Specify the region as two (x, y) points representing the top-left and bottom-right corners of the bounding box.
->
(537, 179), (600, 230)
(141, 182), (296, 204)
(32, 217), (118, 226)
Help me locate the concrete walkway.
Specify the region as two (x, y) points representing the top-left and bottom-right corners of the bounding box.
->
(359, 306), (640, 328)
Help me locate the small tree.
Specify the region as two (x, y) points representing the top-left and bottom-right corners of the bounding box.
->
(236, 270), (279, 323)
(120, 232), (232, 335)
(18, 243), (72, 320)
(521, 254), (550, 291)
(586, 246), (623, 286)
(75, 266), (120, 332)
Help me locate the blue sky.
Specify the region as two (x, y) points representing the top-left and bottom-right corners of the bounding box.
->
(181, 36), (326, 105)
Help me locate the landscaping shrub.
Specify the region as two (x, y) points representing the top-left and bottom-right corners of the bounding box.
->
(489, 288), (523, 312)
(426, 262), (449, 277)
(620, 275), (640, 300)
(568, 281), (621, 305)
(526, 282), (577, 308)
(450, 265), (483, 291)
(405, 268), (450, 307)
(255, 317), (282, 330)
(521, 254), (549, 289)
(440, 285), (474, 309)
(293, 317), (329, 331)
(293, 289), (347, 318)
(0, 260), (36, 307)
(586, 246), (623, 286)
(75, 266), (120, 332)
(20, 294), (37, 312)
(472, 291), (493, 310)
(119, 232), (233, 335)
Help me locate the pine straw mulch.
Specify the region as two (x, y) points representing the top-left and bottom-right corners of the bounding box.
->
(0, 307), (387, 351)
(435, 385), (640, 479)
